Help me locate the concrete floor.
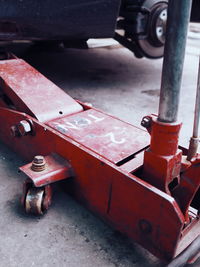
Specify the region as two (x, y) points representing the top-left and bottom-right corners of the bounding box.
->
(0, 30), (199, 267)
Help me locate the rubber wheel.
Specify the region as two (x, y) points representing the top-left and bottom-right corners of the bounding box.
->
(25, 187), (45, 215)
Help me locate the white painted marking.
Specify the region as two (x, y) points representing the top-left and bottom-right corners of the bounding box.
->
(88, 114), (105, 123)
(65, 122), (80, 130)
(104, 132), (126, 144)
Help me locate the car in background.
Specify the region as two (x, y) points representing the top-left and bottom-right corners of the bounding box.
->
(0, 0), (199, 59)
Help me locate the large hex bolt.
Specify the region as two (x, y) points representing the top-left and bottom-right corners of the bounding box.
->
(141, 116), (152, 129)
(18, 120), (32, 136)
(31, 155), (46, 172)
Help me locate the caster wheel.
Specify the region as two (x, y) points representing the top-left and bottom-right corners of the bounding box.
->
(22, 180), (52, 215)
(25, 187), (45, 215)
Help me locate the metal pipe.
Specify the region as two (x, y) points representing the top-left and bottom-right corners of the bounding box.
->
(193, 58), (200, 139)
(187, 57), (200, 161)
(158, 0), (192, 123)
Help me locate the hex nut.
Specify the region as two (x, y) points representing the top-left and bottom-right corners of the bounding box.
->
(31, 155), (46, 172)
(141, 116), (151, 128)
(33, 155), (45, 164)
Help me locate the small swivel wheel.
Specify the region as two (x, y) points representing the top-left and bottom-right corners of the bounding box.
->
(25, 187), (45, 215)
(22, 179), (52, 215)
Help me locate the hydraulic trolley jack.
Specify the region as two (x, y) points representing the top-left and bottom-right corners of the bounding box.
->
(0, 0), (199, 266)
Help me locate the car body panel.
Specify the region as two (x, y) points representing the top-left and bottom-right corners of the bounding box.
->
(0, 0), (121, 41)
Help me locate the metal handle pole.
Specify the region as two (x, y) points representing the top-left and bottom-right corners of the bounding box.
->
(158, 0), (192, 123)
(192, 58), (200, 139)
(187, 57), (200, 161)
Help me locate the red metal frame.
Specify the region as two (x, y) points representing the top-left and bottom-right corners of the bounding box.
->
(20, 153), (73, 187)
(0, 56), (199, 263)
(143, 116), (183, 193)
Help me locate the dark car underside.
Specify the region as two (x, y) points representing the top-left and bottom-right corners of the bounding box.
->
(0, 0), (199, 59)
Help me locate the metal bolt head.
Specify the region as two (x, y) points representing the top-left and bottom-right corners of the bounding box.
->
(141, 116), (151, 128)
(18, 120), (32, 136)
(33, 155), (45, 164)
(31, 155), (46, 172)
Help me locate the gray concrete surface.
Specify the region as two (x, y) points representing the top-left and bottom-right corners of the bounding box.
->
(0, 29), (199, 267)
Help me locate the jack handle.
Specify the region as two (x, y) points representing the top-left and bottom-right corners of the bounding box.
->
(187, 57), (200, 161)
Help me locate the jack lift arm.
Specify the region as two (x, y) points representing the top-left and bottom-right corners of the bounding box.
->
(0, 0), (199, 265)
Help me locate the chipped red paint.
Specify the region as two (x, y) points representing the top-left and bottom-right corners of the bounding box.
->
(143, 116), (183, 194)
(0, 56), (199, 263)
(0, 58), (83, 122)
(47, 109), (150, 165)
(20, 153), (73, 187)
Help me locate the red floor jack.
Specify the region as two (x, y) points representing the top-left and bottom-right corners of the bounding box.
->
(0, 0), (199, 266)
